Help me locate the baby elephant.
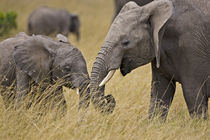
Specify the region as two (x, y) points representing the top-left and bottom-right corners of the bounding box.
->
(27, 6), (80, 41)
(0, 32), (89, 113)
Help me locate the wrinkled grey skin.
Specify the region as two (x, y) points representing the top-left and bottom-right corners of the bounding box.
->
(113, 0), (153, 19)
(27, 6), (80, 41)
(85, 0), (210, 119)
(0, 32), (89, 111)
(113, 0), (210, 19)
(0, 32), (29, 107)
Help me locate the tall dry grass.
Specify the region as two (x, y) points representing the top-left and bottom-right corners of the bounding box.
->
(0, 0), (209, 139)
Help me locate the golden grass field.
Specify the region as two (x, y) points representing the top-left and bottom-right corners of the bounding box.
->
(0, 0), (209, 139)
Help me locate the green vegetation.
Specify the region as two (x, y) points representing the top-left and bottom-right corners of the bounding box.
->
(0, 11), (17, 36)
(0, 0), (209, 140)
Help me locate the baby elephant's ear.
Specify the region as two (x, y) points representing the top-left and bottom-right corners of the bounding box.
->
(13, 37), (54, 83)
(56, 34), (70, 44)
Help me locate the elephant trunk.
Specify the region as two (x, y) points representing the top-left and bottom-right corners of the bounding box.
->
(78, 76), (90, 110)
(89, 45), (116, 114)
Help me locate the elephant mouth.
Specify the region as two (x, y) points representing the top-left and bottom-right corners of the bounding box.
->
(120, 58), (132, 76)
(63, 81), (89, 95)
(120, 67), (131, 76)
(120, 57), (149, 76)
(98, 56), (148, 88)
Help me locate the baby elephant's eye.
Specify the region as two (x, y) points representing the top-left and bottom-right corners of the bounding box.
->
(64, 65), (71, 71)
(121, 40), (130, 46)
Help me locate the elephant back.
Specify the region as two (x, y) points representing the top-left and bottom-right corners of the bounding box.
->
(0, 32), (29, 86)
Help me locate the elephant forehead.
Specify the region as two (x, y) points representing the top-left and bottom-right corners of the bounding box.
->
(57, 47), (75, 55)
(115, 11), (138, 25)
(115, 7), (145, 24)
(105, 10), (144, 43)
(104, 21), (138, 42)
(56, 47), (82, 60)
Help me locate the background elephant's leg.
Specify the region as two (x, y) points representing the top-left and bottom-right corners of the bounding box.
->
(15, 67), (30, 108)
(149, 66), (176, 120)
(182, 84), (208, 119)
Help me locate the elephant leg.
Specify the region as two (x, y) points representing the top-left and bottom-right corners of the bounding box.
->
(0, 86), (15, 108)
(182, 83), (208, 119)
(50, 88), (67, 116)
(15, 67), (30, 108)
(55, 91), (67, 116)
(149, 67), (176, 120)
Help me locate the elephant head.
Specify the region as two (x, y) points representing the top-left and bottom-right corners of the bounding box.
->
(13, 34), (89, 94)
(88, 0), (174, 114)
(113, 0), (153, 19)
(69, 14), (80, 41)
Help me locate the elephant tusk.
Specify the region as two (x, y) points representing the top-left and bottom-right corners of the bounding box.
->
(76, 88), (80, 95)
(99, 70), (116, 87)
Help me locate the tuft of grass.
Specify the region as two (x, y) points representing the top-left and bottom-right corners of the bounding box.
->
(0, 11), (17, 36)
(0, 0), (209, 140)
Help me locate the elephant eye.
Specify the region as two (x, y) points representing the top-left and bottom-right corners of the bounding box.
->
(64, 65), (71, 71)
(121, 40), (130, 46)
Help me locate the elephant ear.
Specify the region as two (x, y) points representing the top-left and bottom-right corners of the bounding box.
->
(145, 0), (174, 68)
(56, 34), (70, 44)
(13, 37), (55, 83)
(120, 1), (139, 13)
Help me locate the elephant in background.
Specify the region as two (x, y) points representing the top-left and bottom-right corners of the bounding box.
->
(0, 32), (89, 112)
(82, 0), (210, 119)
(27, 6), (80, 41)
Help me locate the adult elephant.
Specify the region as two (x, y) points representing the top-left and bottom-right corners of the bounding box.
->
(27, 6), (80, 41)
(0, 32), (89, 111)
(83, 0), (210, 119)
